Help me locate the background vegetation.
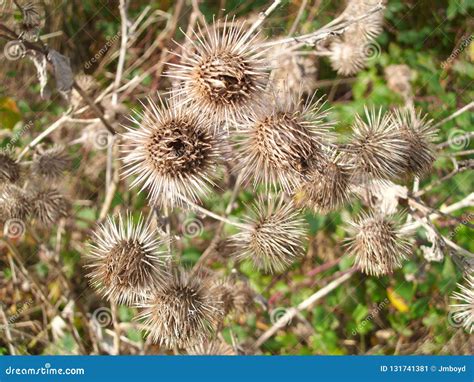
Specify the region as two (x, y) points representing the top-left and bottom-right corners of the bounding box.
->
(0, 0), (473, 355)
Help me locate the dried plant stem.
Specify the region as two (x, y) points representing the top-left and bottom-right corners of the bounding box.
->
(73, 82), (116, 135)
(433, 101), (474, 130)
(178, 195), (251, 231)
(192, 174), (243, 272)
(254, 270), (355, 348)
(17, 113), (71, 161)
(111, 303), (121, 355)
(407, 195), (474, 229)
(288, 0), (308, 36)
(262, 3), (384, 48)
(244, 0), (282, 40)
(0, 307), (16, 355)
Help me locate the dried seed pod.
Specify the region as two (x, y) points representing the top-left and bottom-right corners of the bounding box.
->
(121, 96), (222, 208)
(0, 184), (31, 220)
(234, 91), (333, 193)
(231, 197), (306, 273)
(450, 274), (474, 333)
(32, 145), (71, 179)
(30, 186), (69, 226)
(341, 0), (385, 40)
(139, 269), (223, 349)
(346, 211), (410, 277)
(329, 40), (368, 76)
(385, 64), (412, 99)
(392, 107), (437, 178)
(86, 213), (168, 305)
(167, 17), (269, 125)
(231, 280), (255, 314)
(0, 153), (21, 183)
(346, 107), (409, 181)
(295, 148), (352, 213)
(187, 340), (236, 355)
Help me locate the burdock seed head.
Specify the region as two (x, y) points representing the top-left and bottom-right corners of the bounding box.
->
(139, 269), (223, 349)
(392, 107), (437, 178)
(346, 107), (409, 181)
(346, 211), (410, 277)
(0, 152), (21, 183)
(86, 213), (169, 305)
(32, 145), (71, 179)
(234, 91), (333, 193)
(167, 17), (269, 125)
(30, 186), (69, 226)
(121, 96), (221, 208)
(231, 197), (306, 273)
(329, 40), (368, 76)
(0, 184), (31, 221)
(450, 274), (474, 333)
(295, 148), (352, 214)
(187, 340), (236, 355)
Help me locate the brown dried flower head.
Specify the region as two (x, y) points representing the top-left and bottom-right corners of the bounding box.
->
(32, 145), (71, 179)
(0, 152), (21, 183)
(121, 96), (221, 208)
(329, 40), (368, 76)
(346, 107), (409, 181)
(0, 184), (31, 221)
(346, 211), (410, 277)
(167, 17), (269, 124)
(231, 197), (306, 273)
(139, 269), (223, 349)
(295, 148), (352, 213)
(213, 278), (254, 315)
(392, 107), (437, 178)
(187, 340), (236, 355)
(234, 91), (333, 193)
(450, 274), (474, 333)
(86, 213), (168, 305)
(31, 186), (69, 226)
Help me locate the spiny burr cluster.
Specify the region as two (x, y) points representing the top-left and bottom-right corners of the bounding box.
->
(329, 0), (385, 75)
(0, 148), (70, 228)
(450, 275), (474, 333)
(85, 5), (445, 350)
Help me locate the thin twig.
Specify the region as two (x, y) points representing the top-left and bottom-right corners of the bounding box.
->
(254, 270), (355, 348)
